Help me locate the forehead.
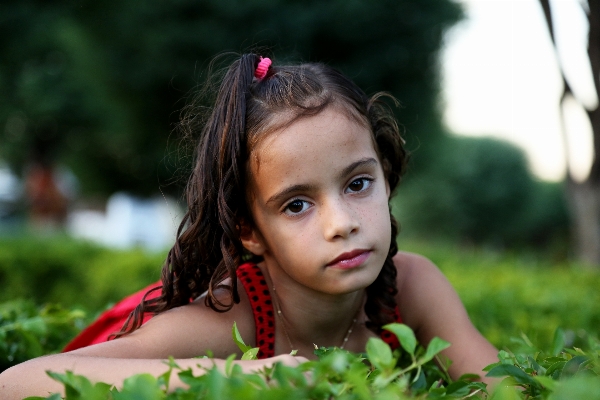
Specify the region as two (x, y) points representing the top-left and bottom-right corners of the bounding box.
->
(248, 107), (378, 198)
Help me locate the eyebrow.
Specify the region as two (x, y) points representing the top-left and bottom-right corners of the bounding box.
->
(338, 157), (378, 180)
(265, 183), (317, 206)
(265, 157), (379, 206)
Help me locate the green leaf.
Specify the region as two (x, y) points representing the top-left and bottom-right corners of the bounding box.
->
(241, 373), (270, 390)
(419, 337), (450, 364)
(157, 364), (172, 392)
(489, 384), (522, 400)
(366, 337), (394, 372)
(534, 375), (557, 391)
(444, 380), (471, 396)
(486, 364), (537, 386)
(457, 373), (482, 381)
(232, 322), (251, 353)
(546, 360), (566, 378)
(313, 345), (332, 358)
(224, 353), (236, 376)
(163, 356), (181, 370)
(483, 361), (502, 372)
(551, 328), (566, 356)
(411, 369), (427, 390)
(327, 351), (351, 374)
(178, 368), (204, 388)
(45, 370), (112, 400)
(544, 356), (567, 363)
(560, 355), (588, 379)
(47, 370), (92, 395)
(383, 323), (416, 356)
(548, 375), (600, 400)
(372, 369), (403, 389)
(113, 373), (164, 400)
(241, 347), (259, 360)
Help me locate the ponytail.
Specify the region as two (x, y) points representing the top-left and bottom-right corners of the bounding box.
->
(205, 53), (258, 310)
(113, 54), (262, 337)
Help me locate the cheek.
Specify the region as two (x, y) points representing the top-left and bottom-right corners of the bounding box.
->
(266, 217), (315, 247)
(370, 195), (392, 239)
(375, 208), (391, 234)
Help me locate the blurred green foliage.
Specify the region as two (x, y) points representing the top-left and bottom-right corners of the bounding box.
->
(0, 0), (462, 196)
(0, 236), (164, 311)
(0, 1), (571, 251)
(394, 137), (569, 248)
(0, 300), (86, 372)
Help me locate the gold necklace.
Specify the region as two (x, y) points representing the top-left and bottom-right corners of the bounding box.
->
(271, 285), (359, 351)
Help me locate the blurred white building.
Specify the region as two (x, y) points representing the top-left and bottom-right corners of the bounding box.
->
(0, 163), (22, 221)
(67, 192), (183, 251)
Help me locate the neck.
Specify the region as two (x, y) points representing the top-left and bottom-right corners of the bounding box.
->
(261, 261), (365, 350)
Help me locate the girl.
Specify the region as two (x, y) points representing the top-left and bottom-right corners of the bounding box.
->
(0, 54), (498, 398)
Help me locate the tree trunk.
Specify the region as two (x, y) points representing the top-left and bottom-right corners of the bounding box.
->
(567, 180), (600, 265)
(580, 0), (600, 265)
(540, 0), (600, 266)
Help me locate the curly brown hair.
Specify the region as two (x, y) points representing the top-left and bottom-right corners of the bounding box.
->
(114, 53), (408, 338)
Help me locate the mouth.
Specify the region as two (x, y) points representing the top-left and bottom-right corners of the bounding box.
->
(327, 249), (372, 269)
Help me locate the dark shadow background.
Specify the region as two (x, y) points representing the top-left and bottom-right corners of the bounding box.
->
(0, 0), (569, 251)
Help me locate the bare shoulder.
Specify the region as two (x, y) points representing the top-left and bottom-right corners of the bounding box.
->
(393, 251), (442, 291)
(392, 251), (498, 380)
(71, 278), (255, 360)
(393, 251), (455, 330)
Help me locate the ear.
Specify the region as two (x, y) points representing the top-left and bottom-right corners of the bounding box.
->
(239, 221), (267, 256)
(385, 179), (391, 199)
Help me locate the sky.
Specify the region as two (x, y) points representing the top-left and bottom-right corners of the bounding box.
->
(441, 0), (595, 182)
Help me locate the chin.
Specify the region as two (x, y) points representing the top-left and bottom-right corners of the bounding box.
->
(336, 268), (382, 294)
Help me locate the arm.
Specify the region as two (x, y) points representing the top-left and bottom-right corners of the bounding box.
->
(0, 347), (302, 399)
(0, 285), (305, 399)
(394, 252), (498, 382)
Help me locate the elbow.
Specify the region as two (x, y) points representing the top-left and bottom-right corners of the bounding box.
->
(0, 364), (26, 399)
(0, 359), (64, 399)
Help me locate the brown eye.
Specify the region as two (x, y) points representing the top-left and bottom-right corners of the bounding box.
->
(284, 199), (309, 215)
(346, 178), (373, 194)
(348, 179), (365, 192)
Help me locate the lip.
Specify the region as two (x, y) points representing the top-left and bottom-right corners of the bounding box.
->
(327, 249), (372, 269)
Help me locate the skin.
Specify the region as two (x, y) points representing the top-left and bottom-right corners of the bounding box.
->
(0, 107), (498, 398)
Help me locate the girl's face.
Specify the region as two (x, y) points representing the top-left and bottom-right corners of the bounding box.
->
(242, 107), (392, 295)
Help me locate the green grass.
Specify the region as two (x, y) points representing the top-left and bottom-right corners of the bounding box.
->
(0, 235), (164, 312)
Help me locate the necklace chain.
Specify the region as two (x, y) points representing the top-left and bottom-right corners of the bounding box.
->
(271, 285), (358, 352)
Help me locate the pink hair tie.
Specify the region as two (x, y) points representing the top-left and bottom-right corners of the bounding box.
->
(254, 57), (272, 80)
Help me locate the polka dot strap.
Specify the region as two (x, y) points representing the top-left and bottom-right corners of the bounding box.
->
(236, 262), (403, 358)
(236, 262), (276, 358)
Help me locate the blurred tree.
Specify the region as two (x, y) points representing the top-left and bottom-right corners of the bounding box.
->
(393, 137), (569, 249)
(0, 0), (462, 196)
(539, 0), (600, 265)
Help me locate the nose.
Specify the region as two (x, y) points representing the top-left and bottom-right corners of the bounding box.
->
(322, 198), (360, 240)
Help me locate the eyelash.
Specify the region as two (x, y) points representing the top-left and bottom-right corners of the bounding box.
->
(345, 177), (374, 194)
(282, 177), (375, 216)
(283, 199), (311, 216)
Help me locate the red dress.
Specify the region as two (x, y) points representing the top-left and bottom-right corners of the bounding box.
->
(63, 263), (402, 357)
(62, 282), (161, 352)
